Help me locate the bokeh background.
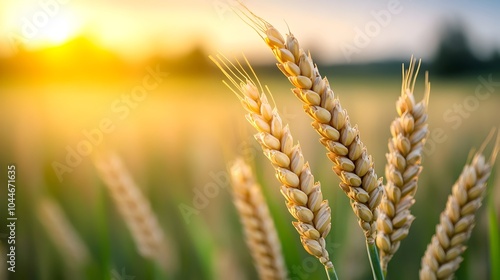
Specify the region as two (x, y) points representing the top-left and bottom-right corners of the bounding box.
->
(0, 0), (499, 279)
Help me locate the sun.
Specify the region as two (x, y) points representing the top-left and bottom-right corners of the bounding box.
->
(41, 23), (74, 45)
(37, 12), (81, 47)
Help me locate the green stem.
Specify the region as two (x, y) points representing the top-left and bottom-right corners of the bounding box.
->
(366, 241), (385, 280)
(325, 265), (339, 280)
(97, 182), (111, 279)
(488, 196), (500, 280)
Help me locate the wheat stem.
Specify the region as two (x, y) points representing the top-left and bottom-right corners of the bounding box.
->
(366, 241), (384, 280)
(325, 265), (339, 280)
(488, 191), (500, 280)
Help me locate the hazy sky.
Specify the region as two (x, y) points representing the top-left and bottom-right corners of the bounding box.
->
(1, 0), (499, 63)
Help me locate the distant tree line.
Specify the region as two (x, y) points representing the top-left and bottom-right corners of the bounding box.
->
(432, 20), (500, 76)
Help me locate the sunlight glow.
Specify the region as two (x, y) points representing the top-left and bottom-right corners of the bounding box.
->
(36, 12), (81, 47)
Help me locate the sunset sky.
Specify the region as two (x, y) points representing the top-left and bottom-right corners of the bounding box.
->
(0, 0), (499, 63)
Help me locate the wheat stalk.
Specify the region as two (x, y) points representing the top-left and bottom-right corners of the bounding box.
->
(37, 197), (90, 269)
(235, 5), (383, 246)
(229, 158), (287, 280)
(420, 132), (499, 280)
(93, 153), (175, 272)
(211, 55), (335, 275)
(376, 58), (430, 273)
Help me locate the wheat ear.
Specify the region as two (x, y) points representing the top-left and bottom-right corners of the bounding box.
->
(93, 153), (175, 272)
(376, 58), (430, 273)
(420, 131), (500, 280)
(38, 197), (91, 269)
(211, 55), (335, 274)
(236, 6), (383, 244)
(229, 158), (288, 280)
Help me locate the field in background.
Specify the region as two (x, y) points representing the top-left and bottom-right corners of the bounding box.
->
(1, 66), (500, 279)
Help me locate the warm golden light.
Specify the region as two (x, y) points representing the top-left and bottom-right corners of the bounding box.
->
(39, 20), (73, 45)
(34, 12), (80, 47)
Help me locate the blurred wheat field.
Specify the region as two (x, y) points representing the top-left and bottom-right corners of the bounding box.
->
(0, 64), (499, 279)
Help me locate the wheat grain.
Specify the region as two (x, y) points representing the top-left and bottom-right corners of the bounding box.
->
(230, 158), (287, 280)
(211, 54), (333, 269)
(376, 58), (430, 273)
(93, 153), (176, 272)
(37, 197), (90, 269)
(420, 132), (499, 280)
(236, 6), (383, 243)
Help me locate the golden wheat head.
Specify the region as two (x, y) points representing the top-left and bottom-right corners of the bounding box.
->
(235, 5), (383, 243)
(230, 158), (288, 280)
(420, 131), (499, 280)
(211, 54), (334, 269)
(376, 58), (430, 273)
(93, 153), (176, 272)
